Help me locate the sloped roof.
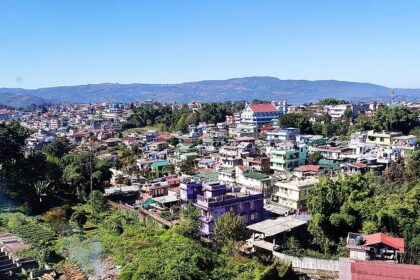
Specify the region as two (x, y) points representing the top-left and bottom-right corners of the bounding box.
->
(365, 232), (405, 253)
(249, 103), (277, 113)
(294, 165), (321, 172)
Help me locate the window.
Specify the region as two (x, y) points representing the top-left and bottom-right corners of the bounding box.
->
(250, 201), (254, 209)
(380, 137), (384, 142)
(250, 213), (256, 221)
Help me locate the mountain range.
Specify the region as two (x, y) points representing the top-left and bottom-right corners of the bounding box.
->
(0, 77), (419, 108)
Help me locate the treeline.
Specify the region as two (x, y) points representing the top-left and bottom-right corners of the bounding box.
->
(305, 152), (420, 264)
(123, 102), (245, 132)
(0, 121), (112, 214)
(278, 106), (418, 137)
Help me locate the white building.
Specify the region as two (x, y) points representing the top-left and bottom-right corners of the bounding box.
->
(271, 176), (319, 210)
(240, 103), (283, 127)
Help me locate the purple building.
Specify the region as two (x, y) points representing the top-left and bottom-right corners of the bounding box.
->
(191, 182), (264, 236)
(180, 182), (203, 201)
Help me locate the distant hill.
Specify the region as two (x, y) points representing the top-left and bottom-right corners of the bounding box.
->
(0, 77), (419, 107)
(0, 92), (49, 108)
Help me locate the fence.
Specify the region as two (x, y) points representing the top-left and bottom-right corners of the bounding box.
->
(273, 251), (339, 277)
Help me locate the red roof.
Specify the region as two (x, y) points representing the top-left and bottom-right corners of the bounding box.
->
(294, 165), (321, 172)
(365, 233), (405, 253)
(122, 136), (138, 142)
(353, 162), (367, 168)
(351, 261), (420, 280)
(249, 103), (277, 113)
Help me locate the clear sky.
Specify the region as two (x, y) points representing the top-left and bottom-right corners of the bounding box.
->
(1, 0), (420, 89)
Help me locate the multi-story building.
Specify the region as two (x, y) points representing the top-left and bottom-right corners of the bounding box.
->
(243, 156), (270, 174)
(219, 146), (243, 167)
(271, 176), (319, 210)
(192, 182), (264, 236)
(267, 144), (308, 171)
(366, 130), (403, 147)
(49, 119), (61, 130)
(240, 103), (282, 127)
(266, 128), (300, 141)
(235, 166), (272, 197)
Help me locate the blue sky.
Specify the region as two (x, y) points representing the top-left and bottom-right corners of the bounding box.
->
(1, 0), (420, 88)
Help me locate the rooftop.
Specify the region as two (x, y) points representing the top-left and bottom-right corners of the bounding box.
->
(249, 103), (278, 113)
(246, 216), (306, 237)
(243, 171), (270, 181)
(151, 161), (172, 168)
(365, 232), (405, 253)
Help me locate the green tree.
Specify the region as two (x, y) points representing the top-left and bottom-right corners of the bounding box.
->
(44, 138), (71, 158)
(278, 113), (312, 134)
(120, 235), (216, 280)
(90, 190), (106, 217)
(318, 98), (349, 105)
(173, 203), (202, 240)
(306, 151), (322, 165)
(213, 210), (248, 252)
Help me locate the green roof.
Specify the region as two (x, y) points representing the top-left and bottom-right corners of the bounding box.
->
(219, 168), (235, 175)
(151, 161), (172, 168)
(243, 171), (270, 180)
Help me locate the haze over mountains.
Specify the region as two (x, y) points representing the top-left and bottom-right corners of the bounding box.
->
(0, 77), (419, 108)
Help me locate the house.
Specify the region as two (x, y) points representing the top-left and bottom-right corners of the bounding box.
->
(243, 156), (270, 174)
(198, 158), (215, 169)
(180, 182), (203, 202)
(148, 141), (168, 151)
(267, 128), (300, 141)
(150, 161), (173, 177)
(235, 166), (272, 197)
(316, 145), (349, 160)
(179, 152), (199, 162)
(271, 176), (319, 210)
(219, 146), (243, 167)
(366, 130), (403, 147)
(324, 104), (353, 120)
(293, 164), (323, 178)
(267, 144), (308, 172)
(346, 232), (404, 262)
(240, 103), (282, 127)
(341, 162), (368, 175)
(191, 182), (264, 236)
(218, 168), (236, 186)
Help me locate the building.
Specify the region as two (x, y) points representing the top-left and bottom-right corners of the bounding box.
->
(324, 104), (352, 120)
(192, 182), (264, 236)
(235, 166), (272, 197)
(179, 182), (203, 202)
(219, 146), (242, 167)
(346, 232), (404, 262)
(243, 156), (270, 174)
(49, 119), (61, 130)
(267, 144), (308, 172)
(366, 130), (403, 147)
(240, 103), (282, 127)
(340, 232), (419, 280)
(271, 176), (318, 210)
(267, 128), (300, 141)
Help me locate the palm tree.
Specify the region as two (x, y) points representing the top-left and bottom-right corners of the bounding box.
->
(34, 180), (50, 203)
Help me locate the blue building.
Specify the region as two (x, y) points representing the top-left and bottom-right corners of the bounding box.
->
(181, 182), (264, 236)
